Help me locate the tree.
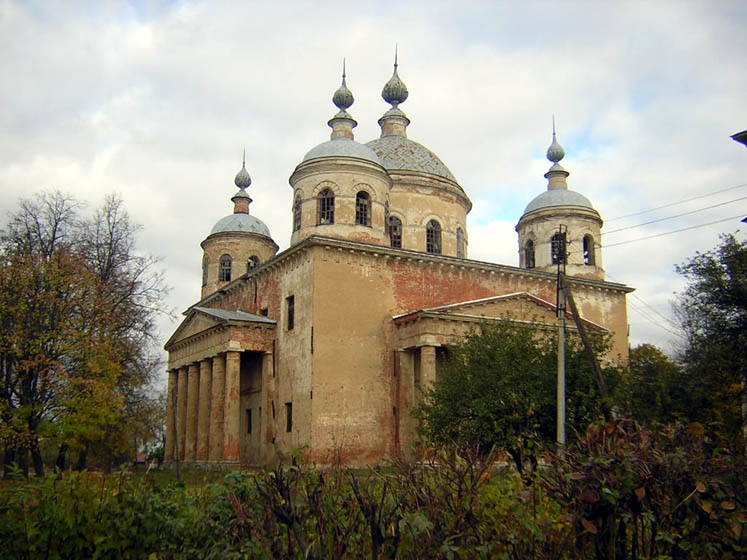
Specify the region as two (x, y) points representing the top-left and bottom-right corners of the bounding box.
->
(675, 233), (747, 441)
(0, 191), (168, 476)
(414, 320), (621, 474)
(626, 344), (691, 426)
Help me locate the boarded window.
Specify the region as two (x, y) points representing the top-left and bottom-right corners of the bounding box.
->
(202, 256), (208, 286)
(456, 227), (466, 258)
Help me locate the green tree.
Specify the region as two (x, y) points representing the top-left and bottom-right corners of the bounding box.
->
(626, 343), (690, 426)
(414, 320), (621, 474)
(675, 233), (747, 441)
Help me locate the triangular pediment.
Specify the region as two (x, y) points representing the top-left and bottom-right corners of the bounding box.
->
(164, 306), (277, 350)
(394, 292), (605, 331)
(428, 292), (557, 323)
(164, 311), (222, 350)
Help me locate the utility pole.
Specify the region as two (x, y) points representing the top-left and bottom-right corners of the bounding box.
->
(555, 225), (568, 456)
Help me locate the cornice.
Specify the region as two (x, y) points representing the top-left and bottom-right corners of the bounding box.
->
(187, 234), (633, 313)
(290, 157), (390, 186)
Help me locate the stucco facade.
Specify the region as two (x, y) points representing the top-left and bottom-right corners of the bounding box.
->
(163, 64), (632, 467)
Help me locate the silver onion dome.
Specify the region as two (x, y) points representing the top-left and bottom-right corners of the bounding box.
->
(234, 151), (251, 189)
(382, 49), (408, 108)
(546, 120), (565, 163)
(332, 60), (354, 111)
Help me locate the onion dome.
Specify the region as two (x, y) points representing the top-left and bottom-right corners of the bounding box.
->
(332, 59), (354, 113)
(234, 150), (251, 189)
(300, 62), (382, 166)
(367, 50), (460, 185)
(209, 157), (273, 238)
(546, 121), (565, 164)
(382, 48), (409, 108)
(520, 125), (599, 217)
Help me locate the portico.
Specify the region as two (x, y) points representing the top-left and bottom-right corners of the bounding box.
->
(164, 307), (275, 466)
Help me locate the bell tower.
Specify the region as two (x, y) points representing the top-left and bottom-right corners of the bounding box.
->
(516, 124), (604, 280)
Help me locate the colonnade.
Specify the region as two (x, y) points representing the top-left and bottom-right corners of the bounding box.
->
(164, 350), (242, 463)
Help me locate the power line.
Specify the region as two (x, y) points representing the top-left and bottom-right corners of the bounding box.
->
(606, 183), (747, 222)
(602, 214), (745, 248)
(605, 271), (684, 336)
(627, 300), (684, 339)
(603, 196), (747, 235)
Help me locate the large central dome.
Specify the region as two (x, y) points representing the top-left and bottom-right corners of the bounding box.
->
(366, 135), (457, 183)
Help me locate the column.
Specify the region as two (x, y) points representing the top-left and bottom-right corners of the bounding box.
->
(223, 351), (241, 462)
(209, 354), (226, 462)
(165, 370), (177, 462)
(185, 362), (200, 461)
(260, 352), (273, 463)
(196, 359), (213, 461)
(177, 366), (188, 461)
(420, 345), (437, 389)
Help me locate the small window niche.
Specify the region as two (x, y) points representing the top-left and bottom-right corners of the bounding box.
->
(285, 402), (293, 433)
(286, 295), (295, 331)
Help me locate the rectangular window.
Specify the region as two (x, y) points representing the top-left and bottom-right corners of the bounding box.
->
(285, 402), (293, 433)
(286, 295), (295, 330)
(261, 307), (269, 317)
(247, 409), (252, 434)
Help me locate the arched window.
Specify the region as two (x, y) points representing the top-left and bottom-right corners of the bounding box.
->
(426, 220), (442, 254)
(247, 255), (260, 272)
(202, 256), (208, 286)
(292, 196), (302, 232)
(583, 234), (595, 265)
(456, 227), (466, 259)
(317, 188), (334, 225)
(219, 254), (232, 282)
(525, 240), (535, 269)
(551, 233), (566, 265)
(388, 216), (402, 248)
(384, 201), (390, 233)
(355, 191), (371, 226)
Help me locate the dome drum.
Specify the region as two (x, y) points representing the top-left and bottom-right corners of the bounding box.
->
(290, 161), (391, 247)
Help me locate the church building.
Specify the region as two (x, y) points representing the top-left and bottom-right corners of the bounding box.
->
(163, 60), (632, 467)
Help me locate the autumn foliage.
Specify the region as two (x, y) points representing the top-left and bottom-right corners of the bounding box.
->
(0, 191), (167, 477)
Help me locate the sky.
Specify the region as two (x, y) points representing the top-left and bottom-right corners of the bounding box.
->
(1, 0), (746, 365)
